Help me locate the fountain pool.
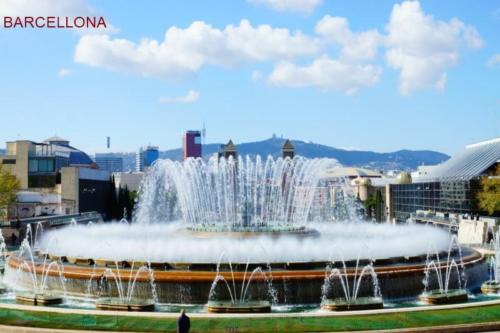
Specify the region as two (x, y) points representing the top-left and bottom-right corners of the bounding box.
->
(1, 155), (489, 311)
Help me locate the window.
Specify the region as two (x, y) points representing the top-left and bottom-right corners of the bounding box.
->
(29, 159), (38, 172)
(38, 159), (54, 172)
(2, 159), (16, 164)
(28, 175), (56, 188)
(194, 136), (202, 144)
(29, 158), (55, 173)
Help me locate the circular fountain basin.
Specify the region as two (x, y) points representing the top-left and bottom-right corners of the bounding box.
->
(481, 280), (500, 294)
(5, 247), (486, 305)
(419, 289), (468, 305)
(15, 291), (63, 306)
(96, 297), (155, 312)
(66, 257), (94, 266)
(206, 300), (271, 313)
(322, 297), (383, 311)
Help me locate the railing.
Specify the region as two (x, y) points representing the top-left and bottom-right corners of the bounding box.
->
(0, 211), (102, 228)
(411, 213), (459, 231)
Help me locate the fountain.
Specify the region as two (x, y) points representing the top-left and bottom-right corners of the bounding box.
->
(321, 257), (382, 311)
(3, 155), (487, 309)
(420, 236), (468, 305)
(10, 239), (65, 306)
(94, 261), (156, 311)
(481, 231), (500, 294)
(0, 231), (9, 293)
(206, 257), (275, 313)
(26, 222), (44, 252)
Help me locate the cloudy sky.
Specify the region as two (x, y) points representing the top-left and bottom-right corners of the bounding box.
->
(0, 0), (499, 155)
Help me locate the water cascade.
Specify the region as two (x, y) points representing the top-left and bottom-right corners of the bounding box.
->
(321, 257), (382, 311)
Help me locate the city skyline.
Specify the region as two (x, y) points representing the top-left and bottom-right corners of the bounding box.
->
(1, 0), (499, 155)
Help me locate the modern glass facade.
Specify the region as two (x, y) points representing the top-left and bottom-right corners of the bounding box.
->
(135, 146), (159, 171)
(95, 156), (123, 172)
(28, 156), (70, 188)
(389, 180), (480, 222)
(144, 147), (159, 167)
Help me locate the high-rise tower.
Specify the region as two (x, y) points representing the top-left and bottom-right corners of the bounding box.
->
(183, 130), (202, 160)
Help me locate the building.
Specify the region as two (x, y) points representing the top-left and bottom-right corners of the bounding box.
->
(320, 167), (394, 221)
(282, 140), (295, 159)
(145, 146), (159, 167)
(136, 146), (159, 171)
(388, 137), (500, 222)
(13, 191), (62, 218)
(0, 137), (111, 218)
(113, 172), (144, 192)
(135, 148), (144, 172)
(218, 140), (237, 160)
(183, 131), (202, 160)
(95, 154), (123, 172)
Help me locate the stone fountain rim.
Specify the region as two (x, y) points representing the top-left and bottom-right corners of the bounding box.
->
(6, 247), (484, 283)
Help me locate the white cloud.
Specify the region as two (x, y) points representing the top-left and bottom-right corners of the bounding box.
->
(315, 15), (381, 62)
(248, 0), (323, 14)
(71, 1), (481, 96)
(385, 1), (483, 95)
(268, 55), (382, 95)
(159, 90), (200, 104)
(487, 54), (500, 68)
(57, 68), (72, 77)
(74, 20), (319, 79)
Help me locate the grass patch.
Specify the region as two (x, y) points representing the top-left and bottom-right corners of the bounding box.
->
(0, 303), (500, 332)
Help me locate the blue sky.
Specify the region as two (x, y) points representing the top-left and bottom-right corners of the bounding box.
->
(0, 0), (498, 155)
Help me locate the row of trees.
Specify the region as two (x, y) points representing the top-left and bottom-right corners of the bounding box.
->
(0, 165), (20, 221)
(107, 176), (137, 221)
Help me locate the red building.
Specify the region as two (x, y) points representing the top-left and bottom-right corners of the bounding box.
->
(182, 130), (202, 160)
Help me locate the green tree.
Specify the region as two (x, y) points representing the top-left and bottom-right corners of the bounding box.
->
(0, 165), (20, 220)
(108, 176), (119, 220)
(375, 190), (383, 222)
(477, 165), (500, 216)
(117, 186), (126, 219)
(124, 187), (134, 220)
(363, 194), (376, 219)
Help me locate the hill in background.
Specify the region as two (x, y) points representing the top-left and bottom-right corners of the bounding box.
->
(115, 137), (449, 171)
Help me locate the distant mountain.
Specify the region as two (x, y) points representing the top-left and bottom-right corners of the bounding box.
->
(101, 137), (449, 172)
(159, 137), (449, 171)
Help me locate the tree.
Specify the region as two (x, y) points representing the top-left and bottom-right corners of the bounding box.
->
(107, 176), (118, 220)
(375, 190), (383, 222)
(124, 187), (134, 220)
(477, 165), (500, 216)
(0, 165), (20, 220)
(363, 194), (376, 219)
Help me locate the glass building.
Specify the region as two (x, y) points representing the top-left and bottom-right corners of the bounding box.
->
(27, 137), (95, 188)
(136, 146), (159, 171)
(389, 138), (500, 222)
(95, 155), (123, 172)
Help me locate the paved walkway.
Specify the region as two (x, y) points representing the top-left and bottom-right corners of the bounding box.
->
(2, 323), (500, 333)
